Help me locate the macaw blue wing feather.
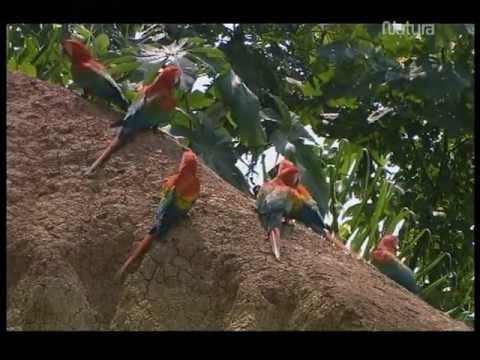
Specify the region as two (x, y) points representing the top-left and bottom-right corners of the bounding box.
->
(121, 94), (173, 131)
(376, 259), (419, 294)
(72, 64), (129, 111)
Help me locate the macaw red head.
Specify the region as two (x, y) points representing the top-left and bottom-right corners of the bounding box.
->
(160, 64), (182, 86)
(277, 159), (296, 176)
(143, 64), (182, 99)
(61, 39), (93, 63)
(379, 234), (399, 253)
(277, 159), (299, 186)
(179, 149), (198, 176)
(277, 162), (299, 187)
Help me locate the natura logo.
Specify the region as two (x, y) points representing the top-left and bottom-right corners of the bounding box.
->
(382, 21), (435, 36)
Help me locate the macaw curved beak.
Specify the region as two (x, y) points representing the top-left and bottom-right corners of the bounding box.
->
(293, 174), (300, 186)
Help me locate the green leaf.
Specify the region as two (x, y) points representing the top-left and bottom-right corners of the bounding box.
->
(189, 46), (230, 73)
(327, 97), (359, 109)
(383, 207), (415, 235)
(109, 62), (140, 75)
(124, 89), (138, 102)
(94, 33), (110, 55)
(350, 227), (370, 256)
(421, 274), (450, 298)
(216, 69), (266, 148)
(328, 165), (339, 232)
(72, 24), (93, 42)
(169, 110), (250, 194)
(348, 149), (374, 243)
(104, 55), (138, 65)
(268, 94), (291, 129)
(270, 129), (289, 154)
(18, 36), (39, 65)
(303, 77), (323, 97)
(368, 180), (393, 250)
(220, 36), (284, 96)
(143, 67), (160, 85)
(416, 252), (451, 279)
(189, 90), (215, 109)
(434, 24), (457, 50)
(31, 27), (61, 69)
(381, 33), (415, 58)
(7, 57), (17, 71)
(187, 37), (207, 46)
(18, 63), (37, 77)
(190, 46), (226, 59)
(400, 229), (432, 256)
(351, 24), (372, 42)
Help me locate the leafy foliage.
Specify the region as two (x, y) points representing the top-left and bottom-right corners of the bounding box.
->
(7, 23), (474, 323)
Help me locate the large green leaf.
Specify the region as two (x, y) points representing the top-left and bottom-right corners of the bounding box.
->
(216, 69), (266, 148)
(94, 33), (110, 56)
(220, 34), (284, 96)
(189, 90), (215, 109)
(169, 106), (250, 194)
(7, 57), (17, 71)
(189, 46), (230, 73)
(416, 252), (452, 280)
(18, 36), (39, 64)
(71, 24), (93, 43)
(18, 63), (37, 77)
(109, 62), (140, 75)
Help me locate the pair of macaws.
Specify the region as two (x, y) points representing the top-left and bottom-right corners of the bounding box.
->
(255, 159), (329, 260)
(61, 38), (182, 176)
(371, 234), (419, 294)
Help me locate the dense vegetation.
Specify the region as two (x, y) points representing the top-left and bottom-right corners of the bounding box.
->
(7, 23), (474, 324)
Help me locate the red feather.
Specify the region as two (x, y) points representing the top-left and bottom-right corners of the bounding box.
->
(160, 150), (199, 197)
(140, 64), (182, 111)
(62, 39), (105, 72)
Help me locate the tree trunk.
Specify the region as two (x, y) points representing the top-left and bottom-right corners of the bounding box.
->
(6, 71), (471, 331)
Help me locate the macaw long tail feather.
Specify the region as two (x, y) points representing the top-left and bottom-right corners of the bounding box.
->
(270, 227), (281, 261)
(84, 133), (124, 176)
(116, 233), (156, 280)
